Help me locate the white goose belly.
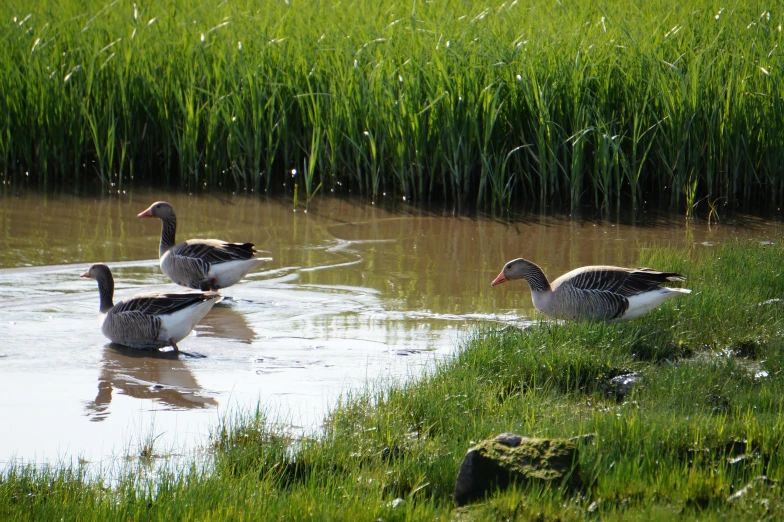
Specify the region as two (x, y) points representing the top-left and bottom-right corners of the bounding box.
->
(158, 299), (219, 343)
(207, 259), (264, 288)
(622, 287), (691, 320)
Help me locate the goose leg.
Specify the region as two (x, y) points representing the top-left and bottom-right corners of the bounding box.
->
(199, 276), (219, 291)
(168, 337), (206, 358)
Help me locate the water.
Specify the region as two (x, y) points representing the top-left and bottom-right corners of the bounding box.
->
(0, 192), (780, 466)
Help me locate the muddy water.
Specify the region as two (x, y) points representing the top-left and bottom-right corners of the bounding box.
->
(0, 193), (781, 466)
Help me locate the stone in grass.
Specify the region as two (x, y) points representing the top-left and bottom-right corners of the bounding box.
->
(604, 372), (643, 401)
(453, 433), (588, 506)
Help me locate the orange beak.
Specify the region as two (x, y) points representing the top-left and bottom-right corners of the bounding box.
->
(80, 269), (90, 278)
(491, 271), (507, 286)
(137, 207), (154, 218)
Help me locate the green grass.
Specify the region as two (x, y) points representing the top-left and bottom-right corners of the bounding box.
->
(0, 0), (782, 212)
(3, 239), (784, 520)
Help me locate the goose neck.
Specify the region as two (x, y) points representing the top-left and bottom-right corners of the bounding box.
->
(97, 278), (114, 313)
(522, 262), (551, 293)
(159, 217), (177, 257)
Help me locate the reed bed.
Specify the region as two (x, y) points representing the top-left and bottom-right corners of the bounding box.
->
(0, 0), (782, 212)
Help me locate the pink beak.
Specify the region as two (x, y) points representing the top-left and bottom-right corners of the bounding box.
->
(137, 207), (154, 218)
(491, 272), (507, 286)
(80, 269), (90, 278)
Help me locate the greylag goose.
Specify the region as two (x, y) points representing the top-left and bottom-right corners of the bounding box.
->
(137, 201), (271, 290)
(81, 264), (222, 351)
(491, 258), (691, 321)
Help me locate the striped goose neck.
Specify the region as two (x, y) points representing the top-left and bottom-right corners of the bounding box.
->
(97, 278), (115, 314)
(519, 261), (551, 292)
(159, 216), (177, 257)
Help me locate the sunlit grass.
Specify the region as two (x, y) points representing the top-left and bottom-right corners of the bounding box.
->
(0, 0), (782, 212)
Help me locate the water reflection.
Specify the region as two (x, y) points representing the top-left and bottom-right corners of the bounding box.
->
(1, 191), (783, 464)
(197, 303), (256, 344)
(84, 344), (218, 422)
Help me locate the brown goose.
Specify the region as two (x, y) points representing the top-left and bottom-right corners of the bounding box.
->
(81, 264), (222, 351)
(137, 201), (271, 290)
(491, 258), (691, 321)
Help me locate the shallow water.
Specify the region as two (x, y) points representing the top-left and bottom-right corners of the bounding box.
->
(0, 193), (780, 466)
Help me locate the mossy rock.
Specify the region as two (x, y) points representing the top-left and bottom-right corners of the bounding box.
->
(454, 433), (585, 506)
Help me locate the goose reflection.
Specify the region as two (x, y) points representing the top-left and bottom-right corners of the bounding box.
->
(85, 344), (218, 422)
(195, 302), (257, 344)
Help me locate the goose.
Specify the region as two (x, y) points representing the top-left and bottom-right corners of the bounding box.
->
(491, 258), (691, 321)
(137, 201), (271, 290)
(81, 264), (222, 352)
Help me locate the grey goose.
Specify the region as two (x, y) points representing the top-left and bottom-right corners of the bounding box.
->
(81, 264), (222, 351)
(491, 258), (691, 321)
(137, 201), (271, 290)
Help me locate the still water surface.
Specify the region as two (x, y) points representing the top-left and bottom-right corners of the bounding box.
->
(0, 193), (780, 466)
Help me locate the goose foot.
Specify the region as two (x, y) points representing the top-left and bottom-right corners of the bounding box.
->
(178, 351), (207, 358)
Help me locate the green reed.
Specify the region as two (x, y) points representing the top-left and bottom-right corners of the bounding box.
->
(0, 0), (782, 211)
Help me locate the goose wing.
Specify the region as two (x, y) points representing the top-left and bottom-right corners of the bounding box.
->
(174, 239), (257, 265)
(114, 292), (219, 317)
(104, 309), (162, 347)
(559, 266), (685, 297)
(563, 287), (630, 320)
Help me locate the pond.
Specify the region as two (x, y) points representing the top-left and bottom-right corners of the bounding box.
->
(0, 192), (780, 466)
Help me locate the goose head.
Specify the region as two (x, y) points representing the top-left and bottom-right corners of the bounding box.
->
(81, 263), (115, 313)
(491, 258), (548, 289)
(80, 263), (113, 284)
(492, 258), (524, 286)
(137, 201), (176, 220)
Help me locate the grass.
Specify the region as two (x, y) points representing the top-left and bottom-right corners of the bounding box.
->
(3, 239), (784, 520)
(0, 0), (782, 212)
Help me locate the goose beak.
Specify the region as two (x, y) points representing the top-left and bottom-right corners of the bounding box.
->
(137, 207), (153, 218)
(80, 269), (90, 278)
(491, 272), (507, 286)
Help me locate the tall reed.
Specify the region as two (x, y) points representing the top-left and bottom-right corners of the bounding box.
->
(1, 0), (782, 212)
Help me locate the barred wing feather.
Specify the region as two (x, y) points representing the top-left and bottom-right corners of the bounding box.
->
(173, 240), (256, 265)
(560, 266), (685, 297)
(114, 293), (218, 317)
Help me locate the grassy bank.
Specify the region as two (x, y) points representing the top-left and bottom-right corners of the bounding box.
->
(1, 0), (782, 212)
(3, 239), (784, 520)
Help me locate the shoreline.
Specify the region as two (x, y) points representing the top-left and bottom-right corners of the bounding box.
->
(4, 240), (783, 520)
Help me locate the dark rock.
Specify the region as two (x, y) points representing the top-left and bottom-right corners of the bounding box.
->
(731, 338), (766, 359)
(453, 433), (585, 506)
(605, 372), (642, 400)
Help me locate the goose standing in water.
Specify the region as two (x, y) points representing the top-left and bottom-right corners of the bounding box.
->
(137, 201), (271, 290)
(491, 258), (691, 321)
(81, 264), (222, 352)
